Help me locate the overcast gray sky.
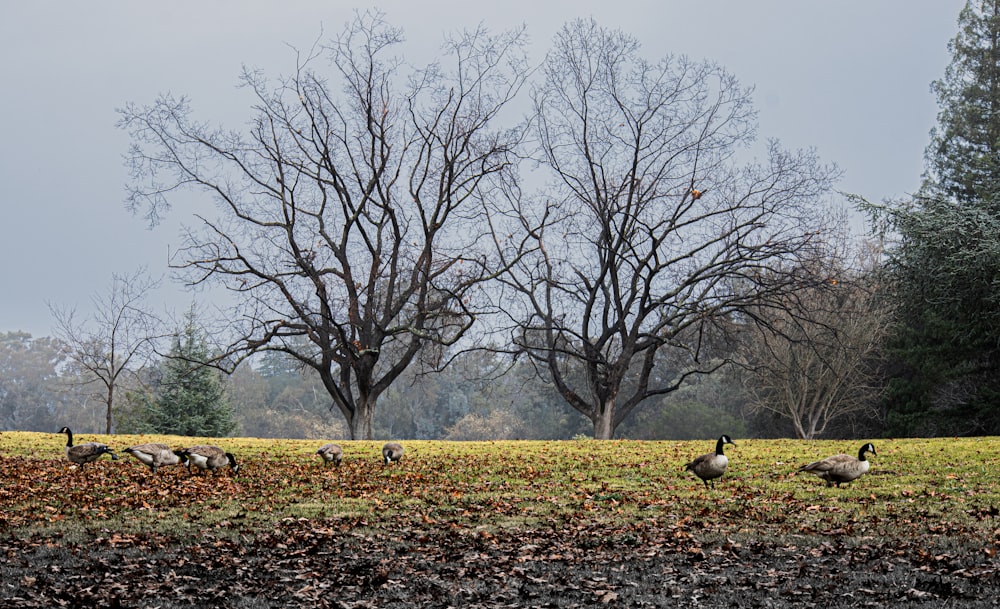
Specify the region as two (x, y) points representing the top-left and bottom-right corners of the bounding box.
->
(0, 1), (965, 338)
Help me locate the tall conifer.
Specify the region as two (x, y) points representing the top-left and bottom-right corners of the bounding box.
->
(875, 0), (1000, 435)
(925, 0), (1000, 203)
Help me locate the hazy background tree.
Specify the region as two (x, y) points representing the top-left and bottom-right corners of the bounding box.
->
(617, 372), (748, 441)
(49, 269), (161, 433)
(375, 351), (589, 440)
(223, 362), (269, 434)
(498, 19), (839, 438)
(138, 310), (236, 437)
(229, 351), (347, 439)
(735, 237), (891, 439)
(119, 12), (530, 439)
(866, 0), (1000, 436)
(1, 325), (755, 440)
(0, 332), (72, 431)
(444, 409), (529, 441)
(112, 365), (161, 435)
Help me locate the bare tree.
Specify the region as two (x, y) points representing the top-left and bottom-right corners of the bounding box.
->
(736, 240), (892, 439)
(49, 269), (161, 433)
(119, 12), (530, 439)
(497, 19), (839, 438)
(0, 332), (74, 431)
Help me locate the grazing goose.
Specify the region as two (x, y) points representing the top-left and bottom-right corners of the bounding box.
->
(58, 427), (118, 468)
(798, 443), (876, 487)
(382, 442), (404, 464)
(123, 443), (187, 474)
(179, 445), (240, 476)
(684, 435), (735, 488)
(316, 443), (344, 467)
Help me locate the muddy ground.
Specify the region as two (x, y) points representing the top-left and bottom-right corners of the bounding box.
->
(3, 518), (998, 608)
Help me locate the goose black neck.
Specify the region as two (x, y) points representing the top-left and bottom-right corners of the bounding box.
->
(63, 429), (73, 447)
(715, 437), (727, 455)
(857, 446), (868, 461)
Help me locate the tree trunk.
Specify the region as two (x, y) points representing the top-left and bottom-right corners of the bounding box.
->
(592, 401), (615, 439)
(347, 400), (375, 441)
(105, 383), (114, 434)
(792, 418), (808, 440)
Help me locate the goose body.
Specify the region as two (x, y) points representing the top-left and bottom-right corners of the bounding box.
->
(316, 443), (343, 467)
(58, 427), (117, 468)
(799, 443), (876, 487)
(180, 445), (239, 475)
(124, 443), (187, 473)
(684, 435), (735, 488)
(382, 442), (404, 464)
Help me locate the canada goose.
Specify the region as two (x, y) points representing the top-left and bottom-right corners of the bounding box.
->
(684, 435), (735, 488)
(316, 443), (343, 467)
(123, 443), (187, 474)
(382, 442), (404, 464)
(798, 443), (876, 487)
(58, 427), (118, 468)
(179, 445), (240, 476)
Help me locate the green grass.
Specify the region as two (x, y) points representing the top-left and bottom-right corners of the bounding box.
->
(3, 432), (999, 545)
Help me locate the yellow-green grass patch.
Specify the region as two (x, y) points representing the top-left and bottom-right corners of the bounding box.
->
(3, 432), (999, 546)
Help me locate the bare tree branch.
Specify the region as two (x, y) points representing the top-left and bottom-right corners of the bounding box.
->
(734, 238), (892, 439)
(119, 12), (530, 439)
(49, 268), (163, 433)
(496, 19), (840, 438)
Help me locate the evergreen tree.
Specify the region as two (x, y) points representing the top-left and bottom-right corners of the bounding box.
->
(925, 0), (1000, 203)
(143, 311), (236, 437)
(870, 0), (1000, 435)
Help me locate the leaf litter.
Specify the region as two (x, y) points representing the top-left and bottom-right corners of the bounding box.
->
(2, 437), (1000, 607)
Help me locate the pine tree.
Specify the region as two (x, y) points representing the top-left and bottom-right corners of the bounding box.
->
(873, 0), (1000, 436)
(925, 0), (1000, 203)
(143, 311), (236, 437)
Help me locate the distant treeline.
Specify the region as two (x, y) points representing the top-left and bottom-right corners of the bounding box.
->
(1, 329), (884, 440)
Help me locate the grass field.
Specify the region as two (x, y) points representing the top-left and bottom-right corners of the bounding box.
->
(2, 432), (999, 607)
(2, 432), (998, 540)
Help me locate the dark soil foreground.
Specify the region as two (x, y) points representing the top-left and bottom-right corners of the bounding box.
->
(2, 518), (999, 608)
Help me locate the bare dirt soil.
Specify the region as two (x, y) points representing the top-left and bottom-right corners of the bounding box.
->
(3, 518), (997, 608)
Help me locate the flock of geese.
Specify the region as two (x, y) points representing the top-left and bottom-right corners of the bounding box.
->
(683, 434), (878, 488)
(58, 427), (241, 475)
(58, 427), (876, 488)
(57, 427), (404, 475)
